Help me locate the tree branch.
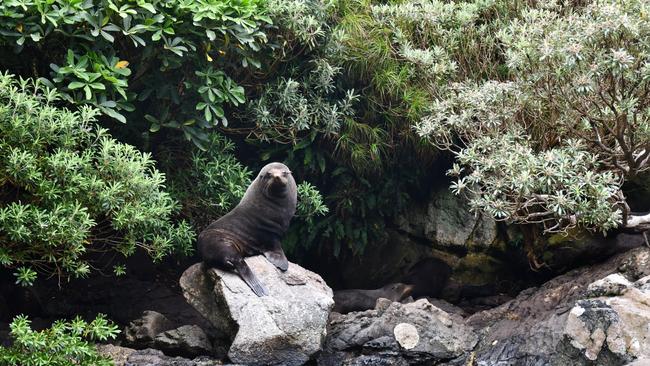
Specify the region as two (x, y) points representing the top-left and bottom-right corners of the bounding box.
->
(624, 212), (650, 232)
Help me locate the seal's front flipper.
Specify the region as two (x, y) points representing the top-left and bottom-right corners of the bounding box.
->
(234, 260), (269, 297)
(264, 249), (289, 271)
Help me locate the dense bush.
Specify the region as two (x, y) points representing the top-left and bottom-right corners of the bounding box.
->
(0, 314), (119, 366)
(417, 0), (650, 235)
(0, 0), (270, 148)
(239, 0), (519, 255)
(159, 133), (253, 228)
(0, 72), (193, 285)
(3, 0), (648, 267)
(0, 0), (335, 257)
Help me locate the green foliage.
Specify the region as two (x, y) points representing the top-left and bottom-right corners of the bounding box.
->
(112, 264), (126, 277)
(417, 0), (650, 234)
(162, 133), (252, 228)
(249, 0), (505, 255)
(14, 267), (37, 287)
(266, 0), (335, 50)
(248, 59), (358, 143)
(332, 0), (513, 123)
(0, 314), (119, 366)
(283, 180), (331, 255)
(11, 0), (641, 262)
(449, 133), (621, 232)
(296, 181), (329, 220)
(0, 72), (193, 283)
(0, 0), (271, 147)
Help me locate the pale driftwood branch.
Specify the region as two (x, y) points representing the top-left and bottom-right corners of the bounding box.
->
(624, 212), (650, 232)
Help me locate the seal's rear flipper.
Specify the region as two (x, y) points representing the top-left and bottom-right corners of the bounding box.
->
(235, 261), (269, 297)
(264, 249), (289, 271)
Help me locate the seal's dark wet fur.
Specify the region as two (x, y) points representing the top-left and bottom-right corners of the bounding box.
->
(198, 162), (297, 296)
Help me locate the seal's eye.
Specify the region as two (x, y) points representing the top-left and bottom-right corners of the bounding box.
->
(282, 171), (290, 177)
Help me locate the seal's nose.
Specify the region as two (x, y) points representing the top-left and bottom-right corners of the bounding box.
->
(271, 172), (287, 184)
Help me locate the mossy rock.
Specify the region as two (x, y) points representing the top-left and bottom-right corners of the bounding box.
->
(452, 253), (504, 287)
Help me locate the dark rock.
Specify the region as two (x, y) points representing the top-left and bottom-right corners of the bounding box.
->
(32, 267), (211, 330)
(321, 247), (650, 366)
(422, 298), (467, 318)
(535, 231), (645, 273)
(395, 187), (497, 249)
(466, 247), (650, 366)
(625, 359), (650, 366)
(456, 294), (513, 314)
(154, 325), (213, 358)
(124, 348), (224, 366)
(180, 256), (333, 366)
(585, 273), (633, 297)
(338, 229), (449, 289)
(344, 355), (409, 366)
(320, 298), (478, 365)
(635, 275), (650, 291)
(97, 344), (137, 366)
(125, 310), (175, 347)
(402, 257), (452, 299)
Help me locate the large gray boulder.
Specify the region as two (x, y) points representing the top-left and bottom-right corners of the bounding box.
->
(319, 298), (478, 365)
(180, 256), (334, 366)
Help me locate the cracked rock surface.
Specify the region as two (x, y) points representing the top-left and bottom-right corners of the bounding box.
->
(466, 247), (650, 366)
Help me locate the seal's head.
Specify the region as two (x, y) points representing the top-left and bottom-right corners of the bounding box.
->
(382, 283), (415, 302)
(258, 162), (294, 198)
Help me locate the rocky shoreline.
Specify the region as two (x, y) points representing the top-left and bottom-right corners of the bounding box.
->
(99, 246), (649, 366)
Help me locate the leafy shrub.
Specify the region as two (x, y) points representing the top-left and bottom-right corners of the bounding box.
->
(296, 181), (329, 219)
(243, 0), (514, 255)
(333, 0), (513, 123)
(0, 314), (119, 366)
(0, 72), (193, 285)
(266, 0), (335, 50)
(417, 0), (650, 235)
(0, 0), (270, 147)
(161, 133), (253, 228)
(248, 59), (359, 143)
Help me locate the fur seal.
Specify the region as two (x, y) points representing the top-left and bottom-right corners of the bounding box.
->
(198, 162), (297, 297)
(332, 283), (414, 314)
